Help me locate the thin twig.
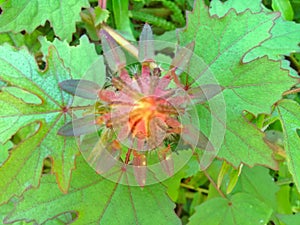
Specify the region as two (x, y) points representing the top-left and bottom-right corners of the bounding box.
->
(203, 170), (226, 198)
(180, 183), (209, 194)
(283, 87), (300, 96)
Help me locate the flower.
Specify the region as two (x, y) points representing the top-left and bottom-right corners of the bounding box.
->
(58, 24), (222, 186)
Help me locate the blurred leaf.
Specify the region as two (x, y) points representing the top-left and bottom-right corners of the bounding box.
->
(272, 0), (294, 21)
(94, 6), (110, 26)
(0, 45), (78, 204)
(0, 30), (42, 53)
(290, 0), (300, 22)
(217, 161), (231, 188)
(226, 165), (242, 194)
(0, 0), (89, 41)
(277, 185), (293, 214)
(163, 153), (201, 202)
(277, 213), (300, 225)
(112, 0), (135, 40)
(277, 100), (300, 192)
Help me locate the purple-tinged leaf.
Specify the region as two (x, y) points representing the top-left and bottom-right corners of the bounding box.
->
(187, 84), (224, 103)
(58, 115), (98, 136)
(99, 29), (126, 72)
(59, 79), (100, 99)
(138, 23), (155, 63)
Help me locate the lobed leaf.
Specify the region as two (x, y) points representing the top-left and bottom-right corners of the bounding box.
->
(0, 0), (89, 41)
(40, 35), (105, 80)
(233, 166), (279, 210)
(0, 45), (78, 203)
(210, 0), (263, 17)
(5, 156), (181, 225)
(179, 0), (296, 168)
(210, 0), (300, 62)
(188, 193), (273, 225)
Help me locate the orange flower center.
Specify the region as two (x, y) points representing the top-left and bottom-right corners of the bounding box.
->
(129, 96), (168, 139)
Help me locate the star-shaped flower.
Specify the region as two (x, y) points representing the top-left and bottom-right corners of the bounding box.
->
(59, 24), (223, 186)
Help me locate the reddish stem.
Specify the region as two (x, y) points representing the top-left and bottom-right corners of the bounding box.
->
(98, 0), (106, 9)
(125, 149), (132, 164)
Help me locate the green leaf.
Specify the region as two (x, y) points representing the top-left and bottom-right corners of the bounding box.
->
(277, 213), (300, 225)
(277, 100), (300, 192)
(277, 184), (293, 214)
(209, 0), (263, 17)
(188, 193), (273, 225)
(179, 0), (296, 168)
(112, 0), (135, 40)
(0, 198), (72, 224)
(0, 199), (34, 225)
(210, 0), (300, 62)
(94, 6), (110, 26)
(233, 166), (279, 210)
(0, 0), (90, 41)
(291, 0), (300, 22)
(5, 156), (181, 225)
(0, 31), (41, 53)
(40, 35), (105, 80)
(0, 45), (78, 204)
(0, 141), (13, 166)
(272, 0), (294, 21)
(164, 153), (201, 202)
(244, 17), (300, 61)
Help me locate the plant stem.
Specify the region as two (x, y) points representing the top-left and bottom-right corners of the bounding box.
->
(283, 87), (300, 95)
(204, 170), (226, 198)
(180, 183), (209, 194)
(98, 0), (107, 9)
(100, 24), (138, 59)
